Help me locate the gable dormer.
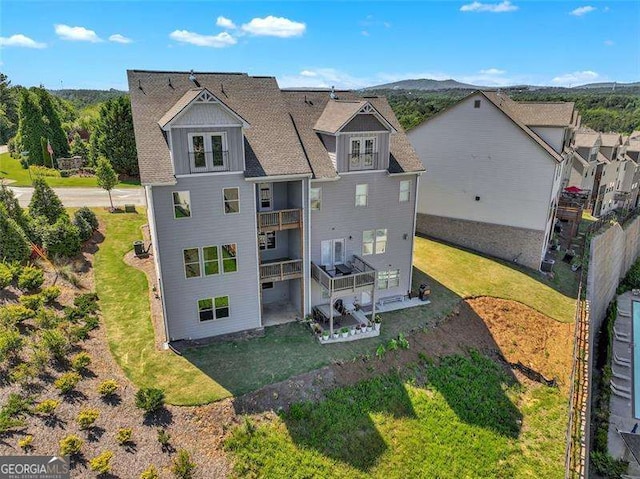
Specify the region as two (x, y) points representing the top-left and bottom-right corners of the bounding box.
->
(159, 88), (249, 175)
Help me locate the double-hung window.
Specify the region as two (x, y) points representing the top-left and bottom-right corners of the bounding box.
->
(223, 188), (240, 214)
(172, 191), (191, 218)
(399, 181), (410, 202)
(362, 230), (375, 255)
(259, 232), (276, 250)
(202, 246), (219, 276)
(363, 229), (387, 255)
(222, 244), (238, 273)
(183, 248), (201, 278)
(349, 136), (376, 170)
(188, 132), (227, 172)
(355, 184), (368, 207)
(310, 187), (322, 211)
(375, 229), (388, 254)
(198, 296), (230, 322)
(378, 269), (400, 289)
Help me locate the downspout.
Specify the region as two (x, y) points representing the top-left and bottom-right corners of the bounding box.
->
(409, 173), (421, 294)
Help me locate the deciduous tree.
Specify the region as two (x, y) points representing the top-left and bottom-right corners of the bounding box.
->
(95, 156), (118, 211)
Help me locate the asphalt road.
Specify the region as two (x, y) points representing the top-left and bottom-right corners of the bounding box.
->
(10, 186), (146, 208)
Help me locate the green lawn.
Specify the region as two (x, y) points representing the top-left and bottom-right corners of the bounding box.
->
(413, 236), (577, 323)
(225, 353), (567, 478)
(0, 152), (139, 188)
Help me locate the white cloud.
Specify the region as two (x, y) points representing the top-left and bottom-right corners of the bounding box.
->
(279, 68), (370, 89)
(54, 24), (102, 42)
(604, 39), (614, 46)
(241, 16), (306, 37)
(460, 1), (518, 13)
(300, 70), (317, 77)
(551, 70), (600, 87)
(361, 30), (370, 36)
(570, 6), (596, 16)
(216, 16), (237, 29)
(479, 68), (506, 75)
(169, 30), (237, 48)
(109, 34), (132, 44)
(0, 34), (46, 48)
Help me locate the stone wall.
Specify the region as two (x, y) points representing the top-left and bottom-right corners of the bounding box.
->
(57, 156), (84, 170)
(415, 213), (546, 270)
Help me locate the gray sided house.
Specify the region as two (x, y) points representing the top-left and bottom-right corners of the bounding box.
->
(408, 91), (578, 271)
(128, 70), (423, 342)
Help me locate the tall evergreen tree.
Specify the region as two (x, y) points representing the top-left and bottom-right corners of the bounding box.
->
(70, 132), (88, 160)
(0, 74), (19, 144)
(93, 96), (138, 176)
(0, 206), (30, 263)
(0, 184), (28, 233)
(29, 178), (66, 224)
(16, 90), (47, 165)
(34, 87), (69, 160)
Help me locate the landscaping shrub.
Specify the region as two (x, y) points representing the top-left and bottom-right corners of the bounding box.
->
(75, 207), (98, 230)
(29, 344), (50, 373)
(19, 294), (43, 311)
(0, 304), (35, 325)
(77, 408), (100, 429)
(0, 263), (13, 288)
(43, 216), (81, 258)
(0, 207), (30, 263)
(171, 450), (196, 479)
(73, 214), (93, 242)
(0, 393), (33, 431)
(591, 451), (628, 478)
(116, 427), (133, 445)
(618, 258), (640, 294)
(17, 266), (44, 291)
(71, 352), (91, 371)
(9, 363), (37, 385)
(28, 178), (66, 224)
(56, 264), (81, 288)
(40, 286), (61, 304)
(35, 399), (60, 416)
(41, 329), (70, 360)
(90, 451), (113, 475)
(18, 435), (33, 451)
(30, 165), (61, 178)
(74, 292), (99, 314)
(135, 388), (165, 414)
(54, 372), (81, 394)
(157, 428), (171, 449)
(98, 379), (119, 397)
(59, 434), (83, 456)
(0, 328), (24, 362)
(34, 308), (60, 329)
(140, 465), (160, 479)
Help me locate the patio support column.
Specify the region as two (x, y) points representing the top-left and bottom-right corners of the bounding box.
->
(329, 294), (334, 336)
(371, 286), (376, 322)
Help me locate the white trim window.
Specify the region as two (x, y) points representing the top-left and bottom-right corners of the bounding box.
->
(310, 187), (322, 211)
(183, 248), (201, 278)
(349, 135), (377, 170)
(258, 183), (273, 211)
(223, 187), (240, 214)
(259, 232), (276, 250)
(378, 269), (400, 290)
(202, 246), (220, 276)
(198, 298), (214, 322)
(355, 184), (368, 207)
(172, 191), (191, 218)
(375, 229), (388, 254)
(188, 132), (228, 172)
(221, 244), (238, 273)
(399, 180), (410, 203)
(362, 230), (375, 256)
(197, 296), (230, 322)
(215, 296), (230, 319)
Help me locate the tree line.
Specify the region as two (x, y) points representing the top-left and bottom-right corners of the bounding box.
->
(0, 73), (139, 177)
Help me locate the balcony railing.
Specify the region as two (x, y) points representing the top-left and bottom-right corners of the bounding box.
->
(348, 152), (379, 171)
(188, 151), (230, 174)
(260, 259), (303, 283)
(257, 209), (302, 233)
(311, 255), (376, 293)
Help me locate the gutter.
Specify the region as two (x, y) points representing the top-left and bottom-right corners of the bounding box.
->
(245, 173), (312, 182)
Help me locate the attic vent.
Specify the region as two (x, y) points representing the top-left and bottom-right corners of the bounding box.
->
(359, 104), (374, 114)
(196, 90), (217, 103)
(474, 100), (481, 109)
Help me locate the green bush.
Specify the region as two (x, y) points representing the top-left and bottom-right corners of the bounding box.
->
(0, 304), (35, 325)
(43, 216), (81, 258)
(17, 266), (44, 291)
(76, 408), (99, 429)
(41, 329), (69, 359)
(75, 207), (98, 230)
(34, 308), (60, 329)
(59, 434), (83, 456)
(2, 393), (33, 418)
(18, 435), (33, 451)
(0, 263), (13, 288)
(40, 286), (61, 304)
(171, 450), (196, 479)
(35, 399), (60, 416)
(135, 388), (165, 414)
(140, 465), (160, 479)
(29, 178), (66, 224)
(116, 427), (133, 445)
(0, 207), (31, 263)
(90, 451), (113, 475)
(157, 428), (171, 448)
(0, 328), (24, 362)
(9, 363), (37, 385)
(98, 379), (119, 396)
(71, 352), (91, 371)
(19, 294), (43, 311)
(74, 292), (99, 314)
(73, 214), (93, 242)
(30, 165), (60, 178)
(591, 451), (628, 478)
(54, 372), (81, 394)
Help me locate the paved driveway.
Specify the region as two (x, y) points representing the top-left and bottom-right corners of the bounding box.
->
(10, 186), (146, 208)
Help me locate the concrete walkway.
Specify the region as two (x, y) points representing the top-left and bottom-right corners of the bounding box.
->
(608, 291), (640, 475)
(9, 185), (145, 208)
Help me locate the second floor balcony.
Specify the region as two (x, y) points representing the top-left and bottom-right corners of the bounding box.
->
(257, 208), (302, 233)
(188, 151), (230, 174)
(311, 255), (376, 294)
(260, 258), (303, 283)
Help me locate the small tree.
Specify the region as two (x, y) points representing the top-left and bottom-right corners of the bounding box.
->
(95, 157), (118, 212)
(171, 450), (196, 479)
(29, 178), (66, 224)
(70, 132), (88, 160)
(43, 215), (81, 258)
(0, 206), (30, 263)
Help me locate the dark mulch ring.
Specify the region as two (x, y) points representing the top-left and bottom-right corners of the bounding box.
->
(0, 223), (234, 478)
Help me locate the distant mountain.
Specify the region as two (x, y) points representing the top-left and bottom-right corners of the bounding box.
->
(574, 81), (640, 89)
(49, 88), (127, 108)
(366, 79), (481, 91)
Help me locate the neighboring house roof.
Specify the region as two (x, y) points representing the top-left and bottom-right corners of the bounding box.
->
(597, 151), (611, 164)
(572, 151), (590, 168)
(600, 132), (622, 147)
(574, 131), (600, 148)
(481, 91), (564, 163)
(509, 101), (576, 127)
(624, 154), (638, 167)
(128, 70), (312, 184)
(283, 90), (423, 178)
(313, 99), (395, 135)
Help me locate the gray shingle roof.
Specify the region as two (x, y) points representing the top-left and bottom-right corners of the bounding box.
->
(156, 89), (201, 129)
(510, 101), (576, 127)
(600, 132), (622, 148)
(313, 100), (367, 134)
(574, 131), (600, 148)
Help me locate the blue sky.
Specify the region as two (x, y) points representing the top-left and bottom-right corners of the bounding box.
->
(1, 1), (639, 90)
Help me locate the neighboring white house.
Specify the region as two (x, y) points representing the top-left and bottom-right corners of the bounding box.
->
(564, 130), (601, 194)
(408, 90), (578, 270)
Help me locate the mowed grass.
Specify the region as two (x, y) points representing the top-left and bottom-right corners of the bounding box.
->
(92, 209), (230, 405)
(0, 152), (139, 187)
(225, 353), (567, 479)
(413, 236), (577, 323)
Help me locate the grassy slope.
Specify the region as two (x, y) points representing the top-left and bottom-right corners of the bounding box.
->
(92, 209), (229, 404)
(413, 236), (577, 323)
(225, 353), (566, 478)
(0, 152), (139, 188)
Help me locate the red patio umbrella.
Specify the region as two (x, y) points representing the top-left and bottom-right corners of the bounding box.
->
(564, 186), (583, 193)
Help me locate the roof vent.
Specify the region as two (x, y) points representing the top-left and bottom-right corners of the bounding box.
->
(188, 70), (200, 87)
(330, 86), (336, 100)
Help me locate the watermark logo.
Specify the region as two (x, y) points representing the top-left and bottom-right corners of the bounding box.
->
(0, 456), (70, 479)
